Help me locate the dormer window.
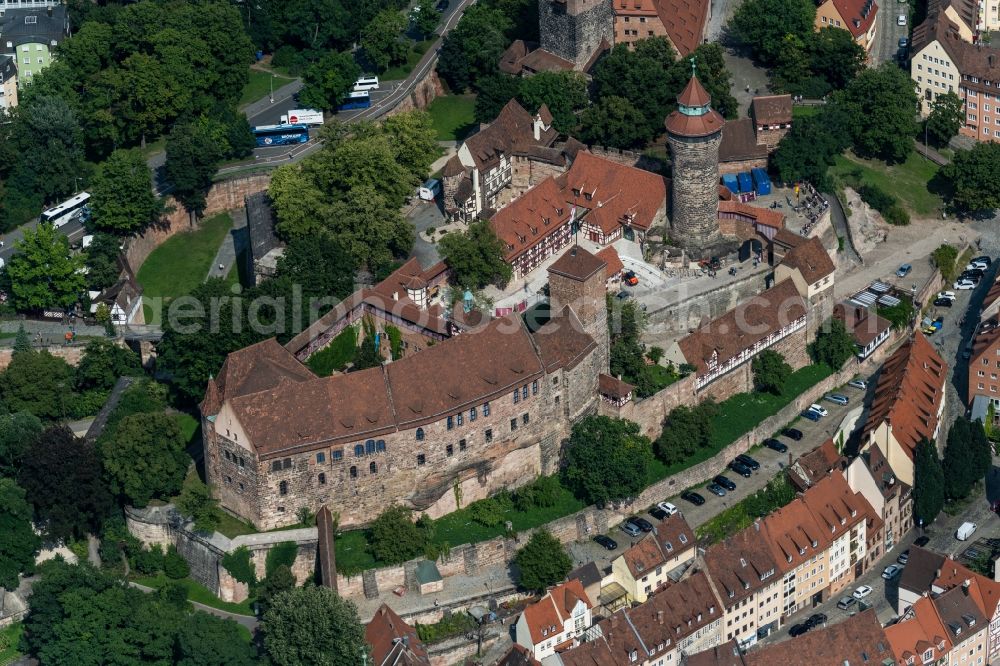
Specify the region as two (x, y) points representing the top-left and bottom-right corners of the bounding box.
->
(739, 558), (747, 567)
(728, 590), (735, 598)
(584, 192), (592, 201)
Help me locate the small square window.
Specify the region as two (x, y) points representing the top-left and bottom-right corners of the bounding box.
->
(333, 449), (343, 461)
(510, 418), (518, 431)
(417, 454), (426, 465)
(522, 413), (529, 425)
(459, 439), (467, 451)
(283, 458), (292, 469)
(446, 444), (454, 456)
(485, 429), (493, 443)
(317, 452), (325, 463)
(271, 461), (282, 472)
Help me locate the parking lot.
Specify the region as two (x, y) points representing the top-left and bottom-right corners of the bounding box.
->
(567, 376), (873, 571)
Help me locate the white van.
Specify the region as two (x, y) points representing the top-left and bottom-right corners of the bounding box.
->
(418, 178), (441, 201)
(956, 522), (977, 541)
(353, 76), (380, 92)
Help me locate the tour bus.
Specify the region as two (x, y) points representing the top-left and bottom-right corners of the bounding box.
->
(339, 91), (371, 111)
(353, 75), (380, 92)
(40, 192), (91, 228)
(251, 124), (309, 147)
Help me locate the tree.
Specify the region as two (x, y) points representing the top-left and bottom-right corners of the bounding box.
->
(0, 411), (43, 477)
(473, 73), (522, 124)
(221, 546), (256, 588)
(943, 417), (975, 499)
(808, 318), (856, 368)
(0, 478), (41, 589)
(99, 412), (189, 507)
(175, 613), (260, 666)
(0, 349), (75, 421)
(84, 232), (124, 290)
(751, 350), (791, 394)
(6, 223), (86, 311)
(970, 418), (993, 482)
(931, 244), (960, 282)
(381, 111), (439, 181)
(579, 95), (653, 149)
(808, 27), (866, 90)
(164, 544), (191, 579)
(730, 0), (816, 65)
(843, 65), (918, 163)
(361, 9), (408, 72)
(275, 235), (357, 303)
(925, 91), (964, 147)
(438, 220), (513, 289)
(257, 564), (297, 616)
(75, 338), (142, 392)
(562, 416), (654, 506)
(517, 71), (588, 134)
(165, 120), (226, 219)
(90, 148), (164, 234)
(298, 51), (361, 111)
(940, 142), (1000, 213)
(370, 505), (427, 564)
(19, 425), (113, 541)
(913, 438), (945, 526)
(655, 402), (716, 464)
(176, 476), (221, 532)
(414, 4), (440, 39)
(515, 530), (573, 594)
(435, 4), (511, 92)
(263, 585), (369, 666)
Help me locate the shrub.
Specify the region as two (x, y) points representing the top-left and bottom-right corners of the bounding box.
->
(468, 492), (514, 527)
(370, 505), (428, 564)
(133, 544), (165, 575)
(221, 545), (256, 587)
(265, 541), (298, 577)
(158, 581), (190, 609)
(858, 184), (895, 211)
(164, 545), (190, 579)
(514, 476), (561, 511)
(931, 244), (959, 281)
(884, 204), (910, 226)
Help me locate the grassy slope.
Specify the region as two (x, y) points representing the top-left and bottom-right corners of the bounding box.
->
(239, 69), (294, 108)
(426, 94), (477, 141)
(830, 152), (943, 216)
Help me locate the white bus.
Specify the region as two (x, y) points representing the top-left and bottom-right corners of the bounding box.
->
(353, 76), (380, 92)
(40, 192), (91, 228)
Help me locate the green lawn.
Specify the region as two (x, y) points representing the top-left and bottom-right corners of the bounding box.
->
(175, 413), (200, 447)
(382, 40), (434, 81)
(830, 152), (943, 216)
(138, 212), (234, 324)
(239, 68), (294, 108)
(0, 623), (22, 666)
(426, 94), (477, 141)
(792, 105), (821, 119)
(134, 574), (255, 615)
(307, 326), (358, 376)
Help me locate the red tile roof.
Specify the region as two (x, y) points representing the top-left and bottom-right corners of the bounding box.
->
(665, 77), (725, 137)
(862, 332), (947, 459)
(717, 200), (785, 229)
(561, 151), (668, 234)
(786, 439), (845, 491)
(834, 303), (893, 347)
(933, 559), (1000, 619)
(596, 246), (624, 277)
(745, 609), (892, 666)
(496, 644), (543, 666)
(703, 523), (779, 606)
(598, 373), (634, 401)
(491, 177), (574, 263)
(548, 245), (607, 282)
(824, 0), (879, 38)
(613, 0), (710, 57)
(532, 306), (598, 373)
(886, 596), (953, 663)
(761, 499), (829, 574)
(779, 236), (835, 285)
(202, 338), (315, 415)
(521, 579), (593, 645)
(750, 95), (793, 126)
(617, 514), (695, 578)
(798, 471), (869, 543)
(366, 603), (430, 665)
(464, 99), (557, 172)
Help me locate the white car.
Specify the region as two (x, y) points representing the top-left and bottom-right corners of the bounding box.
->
(967, 261), (989, 271)
(954, 279), (976, 290)
(897, 13), (907, 24)
(658, 502), (679, 517)
(937, 291), (956, 301)
(853, 585), (874, 599)
(882, 564), (903, 579)
(808, 404), (829, 417)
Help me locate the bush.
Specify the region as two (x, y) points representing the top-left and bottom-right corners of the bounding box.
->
(158, 581), (190, 609)
(133, 544), (165, 575)
(514, 476), (561, 511)
(271, 45), (308, 75)
(221, 545), (256, 587)
(370, 505), (428, 564)
(468, 492), (514, 527)
(858, 184), (895, 211)
(931, 244), (959, 282)
(265, 541), (298, 577)
(884, 204), (910, 226)
(164, 545), (190, 579)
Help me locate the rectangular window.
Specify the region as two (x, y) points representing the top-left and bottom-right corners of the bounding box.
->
(447, 415), (454, 430)
(510, 418), (518, 431)
(485, 429), (493, 443)
(239, 457), (245, 468)
(522, 385), (528, 399)
(319, 473), (326, 484)
(271, 461), (282, 472)
(283, 458), (292, 469)
(459, 439), (467, 451)
(333, 449), (343, 461)
(483, 402), (490, 416)
(532, 380), (538, 395)
(316, 452), (325, 463)
(522, 413), (529, 425)
(446, 444), (454, 456)
(457, 412), (464, 426)
(417, 454), (426, 465)
(513, 390), (519, 404)
(470, 407), (477, 421)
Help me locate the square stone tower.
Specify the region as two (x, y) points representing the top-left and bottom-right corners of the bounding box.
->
(547, 245), (609, 372)
(538, 0), (614, 70)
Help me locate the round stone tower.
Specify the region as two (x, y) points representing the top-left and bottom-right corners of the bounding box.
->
(665, 74), (724, 254)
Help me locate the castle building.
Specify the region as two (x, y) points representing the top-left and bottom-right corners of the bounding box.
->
(612, 0), (711, 57)
(665, 74), (724, 253)
(537, 0), (614, 71)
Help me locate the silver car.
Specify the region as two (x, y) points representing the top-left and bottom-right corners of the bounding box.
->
(825, 394), (849, 405)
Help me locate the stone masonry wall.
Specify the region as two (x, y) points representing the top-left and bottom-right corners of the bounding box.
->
(719, 157), (768, 175)
(667, 132), (723, 251)
(384, 70), (445, 116)
(645, 269), (769, 335)
(539, 0), (614, 69)
(0, 344), (86, 370)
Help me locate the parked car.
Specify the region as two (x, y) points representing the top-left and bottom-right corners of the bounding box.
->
(853, 585), (873, 599)
(435, 0), (449, 9)
(631, 516), (653, 532)
(825, 394), (849, 406)
(681, 490), (705, 506)
(729, 461), (753, 477)
(763, 438), (788, 453)
(837, 596), (858, 610)
(808, 404), (829, 417)
(706, 483), (727, 497)
(971, 256), (992, 266)
(897, 13), (907, 24)
(658, 501), (679, 516)
(801, 409), (822, 422)
(955, 279), (977, 290)
(962, 268), (985, 278)
(806, 613), (827, 628)
(937, 291), (956, 301)
(789, 623), (810, 637)
(594, 534), (618, 550)
(620, 520), (642, 537)
(882, 564), (903, 579)
(615, 289), (632, 300)
(736, 454), (760, 470)
(848, 379), (868, 390)
(933, 297), (954, 307)
(624, 270), (639, 286)
(898, 36), (909, 48)
(914, 535), (930, 547)
(922, 325), (938, 336)
(956, 522), (977, 541)
(649, 506), (669, 521)
(783, 427), (804, 440)
(714, 475), (737, 491)
(932, 316), (944, 329)
(896, 263), (912, 277)
(897, 550), (910, 565)
(967, 260), (989, 271)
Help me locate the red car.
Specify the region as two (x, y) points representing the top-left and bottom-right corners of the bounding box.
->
(624, 271), (639, 286)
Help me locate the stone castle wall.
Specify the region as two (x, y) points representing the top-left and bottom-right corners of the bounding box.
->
(539, 0), (614, 69)
(0, 344), (86, 370)
(384, 70), (445, 116)
(719, 156), (768, 175)
(667, 131), (722, 251)
(645, 269), (770, 335)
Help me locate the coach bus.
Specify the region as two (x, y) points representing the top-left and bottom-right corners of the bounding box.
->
(40, 192), (91, 228)
(251, 124), (309, 148)
(339, 91), (371, 111)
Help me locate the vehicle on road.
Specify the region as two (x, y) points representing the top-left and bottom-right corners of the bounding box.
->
(801, 409), (821, 422)
(853, 585), (873, 599)
(615, 290), (631, 300)
(789, 623), (810, 637)
(848, 379), (868, 390)
(955, 279), (976, 290)
(339, 91), (372, 111)
(808, 404), (829, 417)
(967, 260), (989, 270)
(631, 516), (654, 532)
(825, 394), (849, 406)
(624, 270), (639, 286)
(883, 564), (903, 579)
(763, 438), (787, 453)
(914, 535), (930, 547)
(937, 291), (956, 301)
(280, 108), (324, 126)
(353, 76), (380, 91)
(729, 461), (753, 477)
(896, 264), (912, 277)
(594, 535), (618, 550)
(620, 520), (642, 537)
(681, 491), (705, 506)
(736, 454), (760, 470)
(897, 13), (907, 24)
(972, 256), (992, 266)
(806, 613), (827, 628)
(41, 192), (92, 229)
(783, 428), (804, 440)
(897, 550), (909, 565)
(706, 483), (727, 497)
(934, 297), (954, 307)
(898, 36), (909, 48)
(658, 502), (679, 516)
(837, 596), (858, 610)
(922, 325), (938, 336)
(714, 475), (737, 490)
(956, 522), (977, 540)
(252, 124), (309, 147)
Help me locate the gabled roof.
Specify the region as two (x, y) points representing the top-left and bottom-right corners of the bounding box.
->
(464, 99), (556, 172)
(531, 306), (598, 373)
(491, 177), (574, 262)
(786, 439), (845, 491)
(779, 236), (835, 286)
(676, 278), (806, 375)
(933, 585), (988, 647)
(613, 0), (710, 57)
(366, 603), (430, 666)
(202, 338), (315, 415)
(934, 559), (1000, 618)
(599, 373), (634, 401)
(521, 579), (593, 645)
(548, 245), (606, 282)
(750, 95), (793, 125)
(496, 644), (542, 666)
(898, 545), (947, 599)
(717, 200), (785, 229)
(761, 499), (829, 574)
(862, 332), (947, 458)
(823, 0), (878, 38)
(745, 610), (892, 666)
(685, 639), (747, 666)
(719, 118), (768, 163)
(560, 151), (668, 234)
(704, 523), (779, 606)
(834, 302), (893, 347)
(596, 246), (624, 276)
(617, 514), (696, 579)
(886, 596), (953, 663)
(798, 472), (868, 542)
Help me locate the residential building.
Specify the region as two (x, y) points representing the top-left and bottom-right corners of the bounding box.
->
(515, 579), (593, 660)
(666, 278), (808, 398)
(897, 546), (948, 615)
(979, 278), (1000, 322)
(749, 95), (793, 150)
(87, 256), (144, 326)
(796, 472), (869, 596)
(833, 302), (893, 360)
(366, 603), (430, 666)
(742, 609), (894, 666)
(968, 319), (1000, 416)
(568, 562), (603, 610)
(718, 96), (794, 175)
(496, 645), (543, 666)
(773, 236), (836, 327)
(860, 332), (947, 486)
(610, 514), (697, 603)
(0, 4), (68, 86)
(682, 639), (745, 666)
(611, 0), (711, 57)
(912, 14), (962, 115)
(846, 445), (913, 555)
(814, 0), (879, 54)
(0, 54), (15, 109)
(595, 245), (624, 287)
(786, 439), (845, 492)
(886, 596), (955, 665)
(760, 498), (832, 618)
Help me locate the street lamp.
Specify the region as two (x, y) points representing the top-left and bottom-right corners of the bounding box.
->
(269, 74), (274, 104)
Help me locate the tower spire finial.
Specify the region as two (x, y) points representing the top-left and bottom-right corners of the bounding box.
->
(690, 55), (697, 78)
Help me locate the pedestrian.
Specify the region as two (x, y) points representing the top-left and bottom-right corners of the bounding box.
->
(219, 263), (224, 271)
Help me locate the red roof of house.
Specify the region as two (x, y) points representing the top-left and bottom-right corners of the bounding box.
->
(596, 246), (624, 276)
(521, 579), (593, 645)
(491, 177), (574, 262)
(366, 603), (430, 665)
(886, 596), (953, 663)
(561, 151), (667, 234)
(823, 0), (879, 38)
(665, 77), (724, 138)
(717, 200), (785, 229)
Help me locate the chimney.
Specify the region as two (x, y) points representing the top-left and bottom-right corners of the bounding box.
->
(658, 610), (665, 625)
(393, 291), (399, 301)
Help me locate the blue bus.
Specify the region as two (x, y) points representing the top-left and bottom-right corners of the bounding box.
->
(339, 91), (371, 111)
(252, 124), (309, 148)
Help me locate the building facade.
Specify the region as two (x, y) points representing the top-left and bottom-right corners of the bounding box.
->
(814, 0), (878, 54)
(0, 4), (68, 86)
(0, 54), (15, 109)
(538, 0), (614, 70)
(515, 580), (594, 660)
(611, 0), (711, 57)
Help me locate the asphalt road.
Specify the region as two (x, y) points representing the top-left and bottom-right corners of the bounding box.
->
(872, 0), (911, 66)
(0, 218), (85, 266)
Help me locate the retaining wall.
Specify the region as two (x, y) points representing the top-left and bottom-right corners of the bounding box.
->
(0, 344), (87, 370)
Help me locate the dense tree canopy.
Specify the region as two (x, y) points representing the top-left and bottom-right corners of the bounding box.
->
(361, 9), (408, 72)
(774, 27), (866, 97)
(514, 529), (572, 593)
(6, 223), (86, 312)
(656, 402), (717, 465)
(90, 148), (164, 234)
(940, 142), (1000, 213)
(579, 96), (653, 149)
(438, 220), (512, 289)
(0, 478), (41, 589)
(75, 339), (142, 392)
(84, 232), (125, 291)
(808, 318), (857, 369)
(298, 51), (362, 111)
(730, 0), (816, 65)
(436, 4), (512, 92)
(0, 349), (76, 421)
(100, 412), (188, 507)
(752, 350), (792, 394)
(914, 438), (945, 526)
(562, 416), (654, 506)
(517, 71), (589, 134)
(370, 505), (428, 564)
(0, 411), (43, 478)
(263, 585), (368, 666)
(842, 65), (918, 163)
(166, 114), (253, 218)
(771, 101), (854, 188)
(925, 92), (964, 147)
(943, 417), (976, 500)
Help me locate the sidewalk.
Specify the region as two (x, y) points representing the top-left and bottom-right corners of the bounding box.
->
(206, 208), (247, 283)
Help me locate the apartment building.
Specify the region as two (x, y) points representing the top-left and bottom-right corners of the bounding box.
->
(611, 514), (697, 604)
(515, 579), (593, 660)
(814, 0), (878, 54)
(612, 0), (711, 57)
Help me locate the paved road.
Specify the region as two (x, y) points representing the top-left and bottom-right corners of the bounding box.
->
(872, 0), (910, 65)
(129, 582), (259, 630)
